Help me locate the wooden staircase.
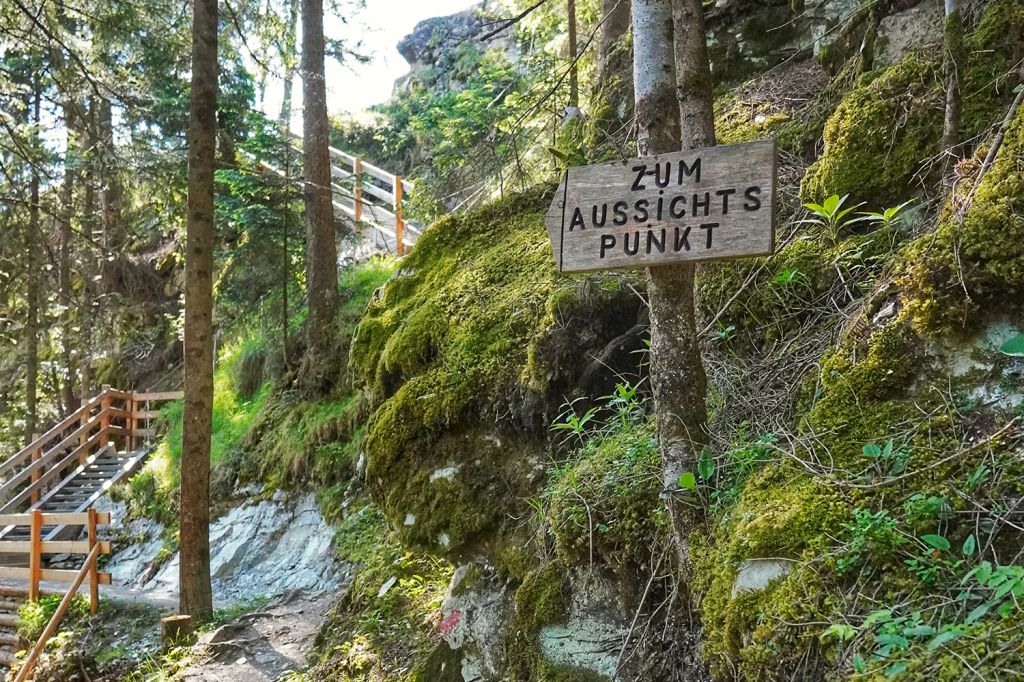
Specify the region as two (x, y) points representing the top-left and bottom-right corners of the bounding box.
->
(0, 585), (23, 669)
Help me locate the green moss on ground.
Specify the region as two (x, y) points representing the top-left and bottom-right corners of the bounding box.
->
(504, 562), (572, 681)
(800, 54), (942, 205)
(545, 420), (667, 576)
(310, 502), (454, 681)
(900, 107), (1024, 335)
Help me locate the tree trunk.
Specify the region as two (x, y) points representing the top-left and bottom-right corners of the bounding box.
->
(568, 0), (579, 108)
(279, 0), (299, 127)
(942, 0), (963, 186)
(24, 77), (42, 444)
(634, 0), (713, 575)
(97, 98), (121, 254)
(301, 0), (339, 371)
(179, 0), (217, 623)
(598, 0), (631, 76)
(59, 102), (79, 415)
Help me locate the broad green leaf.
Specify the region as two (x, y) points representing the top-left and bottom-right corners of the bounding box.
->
(863, 609), (893, 628)
(824, 623), (857, 641)
(876, 633), (910, 649)
(698, 449), (715, 481)
(863, 444), (882, 458)
(901, 624), (935, 638)
(999, 335), (1024, 357)
(852, 654), (867, 673)
(921, 534), (950, 552)
(965, 601), (992, 624)
(962, 534), (976, 557)
(678, 472), (697, 490)
(823, 195), (840, 213)
(885, 661), (908, 678)
(926, 629), (964, 650)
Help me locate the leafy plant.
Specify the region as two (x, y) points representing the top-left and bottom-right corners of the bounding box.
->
(551, 399), (599, 443)
(851, 199), (915, 230)
(999, 334), (1024, 357)
(799, 194), (864, 243)
(863, 439), (910, 477)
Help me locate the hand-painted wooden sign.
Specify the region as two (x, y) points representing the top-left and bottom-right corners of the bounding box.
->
(545, 139), (776, 272)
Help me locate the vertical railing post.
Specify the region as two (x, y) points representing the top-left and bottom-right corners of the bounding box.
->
(99, 385), (111, 450)
(126, 393), (136, 453)
(79, 398), (89, 464)
(29, 509), (42, 602)
(394, 175), (405, 257)
(87, 508), (98, 613)
(30, 433), (40, 505)
(353, 157), (363, 228)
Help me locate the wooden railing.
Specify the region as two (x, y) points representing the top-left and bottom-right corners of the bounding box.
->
(7, 510), (109, 682)
(0, 387), (182, 522)
(249, 134), (423, 256)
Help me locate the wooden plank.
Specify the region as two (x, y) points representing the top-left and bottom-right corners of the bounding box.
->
(0, 540), (111, 555)
(43, 511), (110, 526)
(362, 162), (396, 186)
(132, 428), (157, 438)
(132, 391), (184, 402)
(361, 180), (395, 205)
(395, 176), (405, 257)
(29, 510), (41, 600)
(87, 509), (98, 612)
(131, 410), (161, 420)
(544, 138), (777, 272)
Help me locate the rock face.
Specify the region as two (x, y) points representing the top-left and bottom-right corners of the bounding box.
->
(731, 558), (796, 598)
(103, 491), (340, 603)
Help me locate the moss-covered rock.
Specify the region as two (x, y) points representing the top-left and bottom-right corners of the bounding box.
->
(350, 186), (645, 555)
(900, 106), (1024, 335)
(800, 53), (942, 205)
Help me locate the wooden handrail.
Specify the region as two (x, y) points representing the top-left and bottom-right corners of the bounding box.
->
(0, 393), (105, 479)
(13, 541), (102, 682)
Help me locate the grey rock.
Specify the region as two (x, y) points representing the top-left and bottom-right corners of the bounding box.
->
(731, 558), (795, 597)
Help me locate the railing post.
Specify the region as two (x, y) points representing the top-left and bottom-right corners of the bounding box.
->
(79, 399), (89, 464)
(99, 385), (111, 450)
(29, 509), (42, 602)
(87, 508), (98, 613)
(126, 393), (136, 452)
(30, 433), (40, 505)
(394, 175), (405, 257)
(354, 156), (363, 228)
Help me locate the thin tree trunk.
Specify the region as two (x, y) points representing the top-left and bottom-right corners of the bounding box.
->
(24, 77), (42, 444)
(97, 98), (121, 254)
(279, 0), (299, 127)
(942, 0), (963, 187)
(568, 0), (579, 108)
(180, 0), (217, 623)
(59, 102), (78, 415)
(598, 0), (631, 75)
(302, 0), (339, 371)
(634, 0), (713, 575)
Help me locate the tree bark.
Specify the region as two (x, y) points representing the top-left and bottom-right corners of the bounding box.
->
(634, 0), (713, 574)
(301, 0), (339, 370)
(24, 76), (42, 444)
(179, 0), (217, 623)
(568, 0), (579, 108)
(279, 0), (299, 127)
(59, 102), (79, 414)
(598, 0), (631, 76)
(941, 0), (963, 187)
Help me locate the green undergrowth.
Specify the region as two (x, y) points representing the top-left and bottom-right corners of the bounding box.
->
(115, 257), (396, 527)
(16, 597), (164, 682)
(309, 501), (454, 681)
(350, 185), (644, 556)
(693, 304), (1024, 679)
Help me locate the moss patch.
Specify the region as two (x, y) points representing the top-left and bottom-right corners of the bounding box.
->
(800, 53), (942, 205)
(900, 107), (1024, 335)
(350, 186), (644, 553)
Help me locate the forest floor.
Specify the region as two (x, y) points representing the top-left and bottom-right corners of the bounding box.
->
(176, 591), (333, 681)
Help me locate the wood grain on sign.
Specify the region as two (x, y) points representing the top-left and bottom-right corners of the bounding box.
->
(545, 139), (776, 272)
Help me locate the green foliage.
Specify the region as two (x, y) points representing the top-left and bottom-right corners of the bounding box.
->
(798, 193), (865, 244)
(17, 594), (89, 642)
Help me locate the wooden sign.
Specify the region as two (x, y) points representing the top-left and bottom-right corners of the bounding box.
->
(545, 139), (776, 272)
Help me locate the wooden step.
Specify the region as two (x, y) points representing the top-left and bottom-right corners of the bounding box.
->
(0, 631), (19, 646)
(0, 615), (18, 629)
(0, 587), (26, 600)
(0, 647), (18, 667)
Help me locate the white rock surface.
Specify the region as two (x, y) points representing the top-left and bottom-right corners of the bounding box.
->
(104, 492), (340, 604)
(731, 558), (795, 597)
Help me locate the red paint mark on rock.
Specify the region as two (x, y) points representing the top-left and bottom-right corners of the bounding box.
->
(439, 609), (461, 635)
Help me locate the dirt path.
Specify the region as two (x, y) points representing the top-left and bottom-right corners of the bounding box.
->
(178, 591), (334, 681)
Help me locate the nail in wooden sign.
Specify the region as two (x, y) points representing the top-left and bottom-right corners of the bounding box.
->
(545, 138), (777, 272)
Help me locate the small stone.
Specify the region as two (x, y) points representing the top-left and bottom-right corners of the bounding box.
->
(404, 513), (416, 526)
(731, 558), (795, 597)
(378, 576), (398, 598)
